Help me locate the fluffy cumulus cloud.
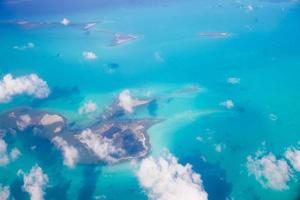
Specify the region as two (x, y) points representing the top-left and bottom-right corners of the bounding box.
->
(220, 99), (234, 109)
(214, 143), (226, 153)
(269, 113), (278, 121)
(136, 153), (208, 200)
(227, 77), (240, 85)
(60, 18), (70, 26)
(82, 51), (97, 60)
(246, 5), (254, 11)
(118, 89), (148, 113)
(0, 74), (50, 103)
(16, 114), (32, 130)
(247, 152), (292, 190)
(76, 129), (122, 163)
(10, 147), (21, 161)
(13, 42), (35, 50)
(0, 139), (9, 166)
(0, 138), (21, 166)
(0, 184), (10, 200)
(78, 100), (98, 114)
(22, 165), (48, 200)
(285, 147), (300, 171)
(52, 136), (79, 168)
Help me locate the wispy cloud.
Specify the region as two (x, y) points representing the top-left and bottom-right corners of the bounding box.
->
(82, 51), (97, 60)
(52, 136), (79, 168)
(78, 100), (98, 114)
(13, 42), (35, 51)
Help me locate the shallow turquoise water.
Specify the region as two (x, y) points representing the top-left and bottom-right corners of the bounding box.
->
(1, 0), (300, 199)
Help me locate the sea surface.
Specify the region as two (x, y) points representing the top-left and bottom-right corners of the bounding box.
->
(1, 0), (300, 199)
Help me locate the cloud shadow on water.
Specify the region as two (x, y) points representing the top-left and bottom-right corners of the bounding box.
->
(77, 165), (101, 200)
(10, 177), (28, 200)
(46, 179), (72, 200)
(17, 129), (63, 168)
(30, 86), (82, 108)
(181, 156), (232, 200)
(147, 100), (158, 117)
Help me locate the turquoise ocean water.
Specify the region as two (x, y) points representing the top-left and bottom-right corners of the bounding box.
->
(1, 0), (300, 199)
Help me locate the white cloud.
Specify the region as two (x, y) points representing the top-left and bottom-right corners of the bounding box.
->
(285, 147), (300, 171)
(0, 138), (21, 166)
(60, 18), (70, 26)
(16, 114), (32, 130)
(0, 74), (50, 103)
(247, 152), (292, 190)
(76, 129), (123, 163)
(154, 51), (165, 63)
(269, 113), (278, 121)
(118, 89), (149, 113)
(220, 99), (234, 109)
(10, 147), (21, 161)
(13, 42), (35, 50)
(246, 5), (254, 11)
(82, 51), (97, 60)
(78, 100), (98, 114)
(227, 77), (240, 85)
(214, 143), (225, 153)
(196, 136), (204, 142)
(22, 165), (48, 200)
(0, 138), (9, 166)
(0, 184), (10, 200)
(52, 136), (79, 168)
(136, 153), (208, 200)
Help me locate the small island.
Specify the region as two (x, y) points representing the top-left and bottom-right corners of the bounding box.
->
(111, 33), (139, 46)
(0, 95), (160, 165)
